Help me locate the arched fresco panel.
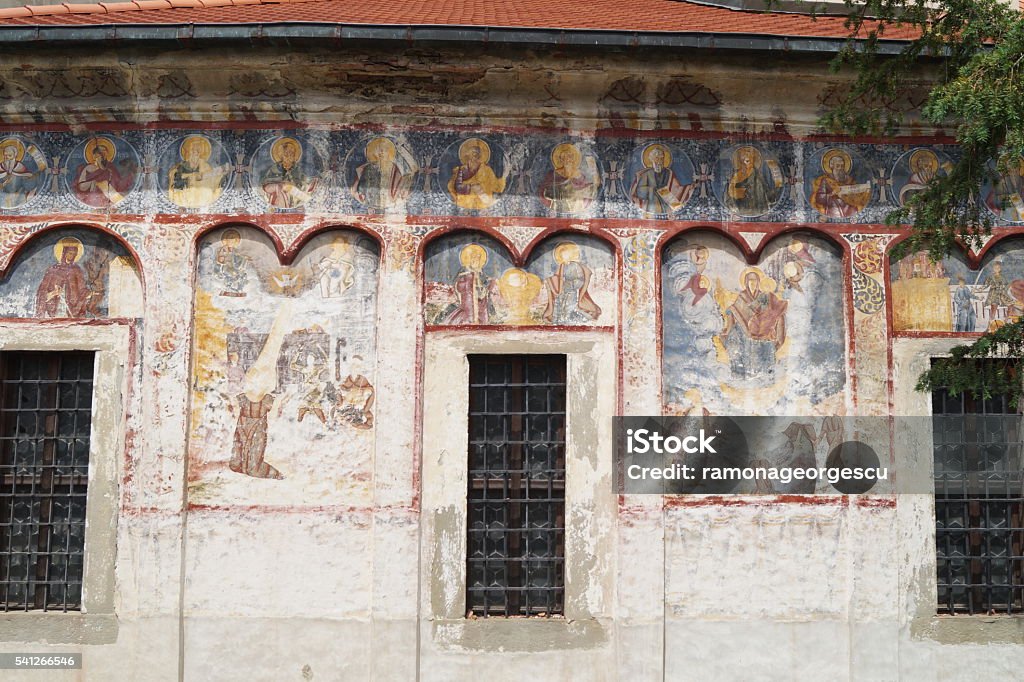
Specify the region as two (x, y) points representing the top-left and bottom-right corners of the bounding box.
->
(662, 231), (846, 415)
(892, 239), (1024, 333)
(188, 226), (379, 506)
(424, 232), (614, 326)
(0, 228), (142, 319)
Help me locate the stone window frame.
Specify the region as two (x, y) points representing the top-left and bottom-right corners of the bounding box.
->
(0, 323), (130, 644)
(420, 330), (615, 652)
(894, 337), (1024, 645)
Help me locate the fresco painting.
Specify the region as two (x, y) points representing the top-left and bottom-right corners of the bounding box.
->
(66, 136), (140, 209)
(805, 147), (872, 219)
(532, 142), (602, 216)
(982, 156), (1024, 223)
(346, 136), (418, 211)
(160, 134), (232, 209)
(442, 138), (510, 211)
(0, 136), (48, 210)
(0, 229), (142, 319)
(189, 227), (378, 504)
(890, 148), (953, 207)
(250, 136), (324, 210)
(423, 232), (614, 326)
(891, 240), (1024, 333)
(714, 144), (785, 218)
(626, 143), (695, 216)
(662, 232), (846, 414)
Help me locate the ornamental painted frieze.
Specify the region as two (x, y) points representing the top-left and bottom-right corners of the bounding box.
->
(0, 127), (1018, 225)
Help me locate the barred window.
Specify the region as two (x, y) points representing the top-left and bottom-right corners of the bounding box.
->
(466, 355), (566, 618)
(933, 373), (1024, 615)
(0, 352), (94, 612)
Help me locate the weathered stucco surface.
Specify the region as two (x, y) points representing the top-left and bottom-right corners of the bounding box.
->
(0, 41), (1021, 680)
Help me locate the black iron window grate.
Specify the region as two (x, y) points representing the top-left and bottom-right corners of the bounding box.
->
(0, 352), (94, 612)
(466, 355), (566, 618)
(934, 381), (1024, 615)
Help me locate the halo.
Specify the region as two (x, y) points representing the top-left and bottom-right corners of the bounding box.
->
(821, 148), (853, 175)
(739, 266), (766, 290)
(553, 242), (581, 265)
(365, 137), (397, 165)
(502, 268), (528, 288)
(180, 135), (213, 162)
(908, 149), (938, 172)
(270, 137), (302, 165)
(84, 137), (116, 165)
(731, 145), (762, 170)
(459, 243), (488, 269)
(550, 143), (582, 172)
(221, 228), (241, 246)
(458, 138), (491, 165)
(0, 138), (25, 163)
(783, 260), (803, 280)
(330, 234), (353, 255)
(642, 143), (672, 169)
(53, 236), (84, 263)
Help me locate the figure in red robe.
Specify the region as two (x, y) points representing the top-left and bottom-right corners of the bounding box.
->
(35, 242), (90, 318)
(229, 393), (284, 479)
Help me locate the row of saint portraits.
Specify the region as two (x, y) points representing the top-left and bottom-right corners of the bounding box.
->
(4, 133), (1024, 222)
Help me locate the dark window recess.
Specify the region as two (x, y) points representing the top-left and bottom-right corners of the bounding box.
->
(0, 352), (94, 612)
(466, 355), (566, 618)
(933, 375), (1024, 615)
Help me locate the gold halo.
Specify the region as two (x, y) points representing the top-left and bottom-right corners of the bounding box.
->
(553, 242), (581, 265)
(270, 137), (302, 165)
(365, 137), (397, 165)
(908, 149), (938, 172)
(0, 138), (25, 163)
(731, 145), (762, 169)
(502, 268), (528, 287)
(788, 238), (805, 254)
(84, 137), (116, 165)
(550, 143), (582, 173)
(330, 234), (352, 254)
(739, 266), (766, 290)
(821, 148), (853, 175)
(458, 138), (491, 165)
(180, 135), (213, 162)
(642, 143), (672, 169)
(221, 228), (241, 246)
(53, 236), (84, 263)
(783, 260), (803, 280)
(459, 244), (488, 270)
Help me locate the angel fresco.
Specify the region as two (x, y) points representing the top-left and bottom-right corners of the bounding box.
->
(721, 145), (783, 217)
(71, 137), (138, 208)
(0, 137), (46, 209)
(349, 137), (417, 210)
(629, 143), (694, 215)
(447, 138), (509, 211)
(537, 143), (600, 215)
(166, 135), (230, 208)
(259, 137), (320, 209)
(807, 148), (871, 219)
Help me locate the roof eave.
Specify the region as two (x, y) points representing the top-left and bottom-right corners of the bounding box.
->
(0, 22), (913, 54)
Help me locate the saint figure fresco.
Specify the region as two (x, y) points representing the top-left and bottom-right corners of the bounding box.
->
(721, 268), (788, 380)
(721, 145), (783, 217)
(447, 138), (508, 210)
(35, 237), (90, 318)
(166, 135), (230, 208)
(72, 137), (138, 208)
(214, 229), (250, 297)
(537, 143), (600, 215)
(808, 148), (871, 218)
(0, 137), (46, 209)
(629, 143), (694, 215)
(259, 137), (319, 209)
(444, 244), (492, 324)
(984, 157), (1024, 222)
(315, 236), (355, 298)
(349, 137), (417, 209)
(229, 393), (283, 479)
(895, 149), (947, 206)
(543, 242), (601, 324)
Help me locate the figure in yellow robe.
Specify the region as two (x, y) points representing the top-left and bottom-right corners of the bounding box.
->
(447, 138), (508, 210)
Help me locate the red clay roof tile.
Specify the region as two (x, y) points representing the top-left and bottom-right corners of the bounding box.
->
(0, 0), (918, 41)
